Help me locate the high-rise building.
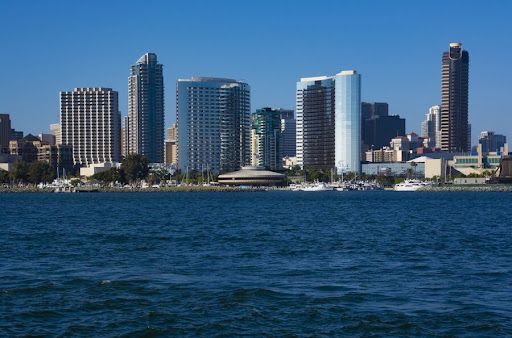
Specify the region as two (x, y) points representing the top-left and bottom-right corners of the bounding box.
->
(0, 114), (11, 153)
(361, 102), (388, 119)
(121, 116), (129, 158)
(479, 131), (507, 154)
(361, 102), (405, 151)
(177, 77), (250, 173)
(421, 105), (441, 148)
(250, 107), (282, 170)
(60, 87), (121, 166)
(128, 53), (164, 163)
(49, 123), (61, 145)
(296, 76), (335, 170)
(164, 123), (177, 165)
(440, 42), (469, 152)
(335, 70), (361, 173)
(167, 123), (177, 140)
(278, 109), (296, 158)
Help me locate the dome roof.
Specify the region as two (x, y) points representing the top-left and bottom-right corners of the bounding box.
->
(218, 166), (285, 179)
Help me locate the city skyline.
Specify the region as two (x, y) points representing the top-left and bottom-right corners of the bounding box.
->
(1, 1), (511, 143)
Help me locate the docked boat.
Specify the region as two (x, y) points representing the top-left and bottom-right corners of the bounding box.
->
(393, 179), (430, 191)
(301, 182), (334, 192)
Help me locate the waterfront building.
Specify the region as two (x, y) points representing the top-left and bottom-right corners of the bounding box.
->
(218, 166), (285, 186)
(128, 53), (164, 163)
(362, 162), (425, 178)
(37, 144), (74, 175)
(177, 77), (250, 173)
(50, 123), (61, 145)
(440, 42), (469, 152)
(7, 133), (72, 174)
(278, 109), (296, 158)
(335, 70), (361, 174)
(296, 76), (335, 170)
(479, 131), (506, 154)
(365, 147), (396, 163)
(60, 87), (121, 166)
(9, 134), (41, 163)
(0, 114), (11, 153)
(250, 107), (282, 170)
(421, 105), (441, 148)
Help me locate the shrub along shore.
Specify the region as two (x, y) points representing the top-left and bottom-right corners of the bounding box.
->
(0, 185), (270, 193)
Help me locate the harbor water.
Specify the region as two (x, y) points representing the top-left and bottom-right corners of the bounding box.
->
(1, 191), (511, 336)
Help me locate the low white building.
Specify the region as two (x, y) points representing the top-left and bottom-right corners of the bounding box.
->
(80, 162), (120, 177)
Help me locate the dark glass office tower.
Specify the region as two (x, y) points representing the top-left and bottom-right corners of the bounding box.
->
(361, 102), (405, 150)
(128, 53), (164, 163)
(440, 43), (469, 152)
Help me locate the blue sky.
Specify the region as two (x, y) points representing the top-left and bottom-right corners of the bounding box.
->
(1, 0), (511, 143)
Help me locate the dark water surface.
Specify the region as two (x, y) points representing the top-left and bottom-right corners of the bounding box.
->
(1, 191), (511, 336)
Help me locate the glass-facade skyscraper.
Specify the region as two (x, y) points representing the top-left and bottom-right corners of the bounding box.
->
(440, 42), (469, 152)
(278, 109), (296, 159)
(251, 107), (282, 170)
(296, 76), (335, 170)
(128, 53), (164, 163)
(335, 70), (361, 174)
(176, 77), (250, 173)
(296, 71), (362, 173)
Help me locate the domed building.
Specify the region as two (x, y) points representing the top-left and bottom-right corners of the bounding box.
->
(218, 166), (285, 186)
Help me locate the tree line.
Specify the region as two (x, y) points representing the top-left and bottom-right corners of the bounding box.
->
(0, 161), (55, 184)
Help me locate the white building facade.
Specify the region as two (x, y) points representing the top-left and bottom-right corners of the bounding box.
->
(60, 87), (121, 166)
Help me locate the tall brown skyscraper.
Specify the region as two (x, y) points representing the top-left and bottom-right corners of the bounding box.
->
(440, 42), (469, 152)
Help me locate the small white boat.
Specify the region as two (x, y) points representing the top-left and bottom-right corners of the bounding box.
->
(393, 179), (430, 191)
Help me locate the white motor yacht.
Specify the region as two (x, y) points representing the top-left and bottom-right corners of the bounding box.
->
(393, 179), (430, 191)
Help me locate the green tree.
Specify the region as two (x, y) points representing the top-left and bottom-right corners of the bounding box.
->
(0, 169), (9, 184)
(91, 168), (125, 184)
(121, 154), (149, 184)
(28, 161), (56, 184)
(10, 160), (29, 184)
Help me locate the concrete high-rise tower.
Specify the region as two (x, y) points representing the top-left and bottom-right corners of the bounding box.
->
(60, 88), (121, 166)
(421, 105), (441, 148)
(440, 42), (469, 152)
(128, 53), (164, 163)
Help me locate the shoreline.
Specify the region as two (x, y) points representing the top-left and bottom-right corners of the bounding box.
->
(1, 184), (512, 193)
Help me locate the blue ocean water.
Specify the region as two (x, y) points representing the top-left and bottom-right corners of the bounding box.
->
(0, 191), (511, 336)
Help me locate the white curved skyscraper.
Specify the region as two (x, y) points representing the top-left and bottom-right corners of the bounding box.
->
(335, 70), (361, 174)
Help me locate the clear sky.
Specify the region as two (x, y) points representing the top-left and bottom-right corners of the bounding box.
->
(1, 0), (511, 143)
